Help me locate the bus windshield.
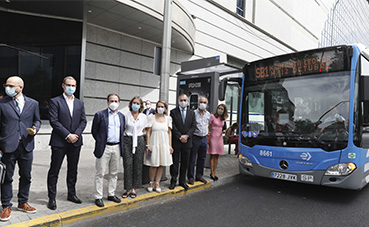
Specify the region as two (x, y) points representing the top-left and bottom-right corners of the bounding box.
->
(241, 71), (350, 151)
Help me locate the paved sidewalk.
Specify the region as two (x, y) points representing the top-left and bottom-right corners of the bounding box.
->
(1, 145), (239, 226)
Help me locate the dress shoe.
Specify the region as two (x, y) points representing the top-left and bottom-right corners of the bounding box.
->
(95, 199), (104, 207)
(0, 207), (11, 222)
(67, 195), (82, 204)
(196, 177), (208, 184)
(47, 199), (57, 210)
(169, 183), (176, 190)
(179, 183), (189, 191)
(107, 195), (121, 203)
(188, 179), (195, 185)
(18, 202), (37, 214)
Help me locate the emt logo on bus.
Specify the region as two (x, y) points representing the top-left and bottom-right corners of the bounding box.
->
(244, 45), (350, 82)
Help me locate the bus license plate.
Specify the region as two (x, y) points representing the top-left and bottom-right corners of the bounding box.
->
(301, 174), (314, 182)
(272, 172), (297, 182)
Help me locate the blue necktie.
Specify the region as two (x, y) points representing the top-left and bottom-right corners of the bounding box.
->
(14, 98), (20, 114)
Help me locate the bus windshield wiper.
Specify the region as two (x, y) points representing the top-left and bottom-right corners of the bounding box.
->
(316, 100), (349, 124)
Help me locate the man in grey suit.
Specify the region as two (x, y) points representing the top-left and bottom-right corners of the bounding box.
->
(0, 76), (41, 222)
(169, 94), (197, 191)
(47, 76), (87, 210)
(91, 94), (125, 207)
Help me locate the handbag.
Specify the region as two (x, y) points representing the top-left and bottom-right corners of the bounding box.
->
(0, 161), (6, 184)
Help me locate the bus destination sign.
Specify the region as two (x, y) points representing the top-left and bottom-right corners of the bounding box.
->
(244, 46), (350, 83)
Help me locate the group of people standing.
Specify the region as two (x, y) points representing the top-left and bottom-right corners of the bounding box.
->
(0, 75), (229, 222)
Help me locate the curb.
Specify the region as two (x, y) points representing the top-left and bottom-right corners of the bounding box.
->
(7, 182), (211, 227)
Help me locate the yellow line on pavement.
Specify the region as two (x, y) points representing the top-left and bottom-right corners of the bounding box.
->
(7, 182), (210, 227)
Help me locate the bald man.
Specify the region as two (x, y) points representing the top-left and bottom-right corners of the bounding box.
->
(0, 76), (41, 222)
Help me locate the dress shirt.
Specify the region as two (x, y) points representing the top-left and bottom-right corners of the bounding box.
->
(63, 93), (74, 117)
(124, 112), (147, 154)
(193, 109), (211, 137)
(107, 109), (121, 143)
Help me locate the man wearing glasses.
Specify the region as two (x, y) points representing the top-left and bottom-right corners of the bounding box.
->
(46, 76), (87, 210)
(0, 76), (41, 222)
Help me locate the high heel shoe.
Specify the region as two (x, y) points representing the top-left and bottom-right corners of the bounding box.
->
(155, 182), (161, 193)
(210, 174), (216, 181)
(147, 181), (154, 192)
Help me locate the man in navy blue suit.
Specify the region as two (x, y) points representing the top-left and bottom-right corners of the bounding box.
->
(0, 76), (41, 222)
(143, 100), (155, 116)
(47, 76), (87, 210)
(91, 94), (125, 207)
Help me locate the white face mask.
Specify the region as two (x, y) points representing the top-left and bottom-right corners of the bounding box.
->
(199, 103), (207, 110)
(217, 108), (224, 115)
(109, 102), (119, 111)
(157, 107), (165, 114)
(145, 104), (151, 109)
(179, 101), (187, 108)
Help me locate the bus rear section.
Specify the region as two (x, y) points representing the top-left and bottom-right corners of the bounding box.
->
(238, 44), (369, 190)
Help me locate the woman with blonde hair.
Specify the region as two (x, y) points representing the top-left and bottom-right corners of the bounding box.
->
(144, 100), (173, 192)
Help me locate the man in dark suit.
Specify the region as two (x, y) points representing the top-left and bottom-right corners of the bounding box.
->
(143, 100), (155, 116)
(0, 76), (41, 222)
(91, 94), (125, 207)
(47, 76), (87, 210)
(169, 94), (197, 190)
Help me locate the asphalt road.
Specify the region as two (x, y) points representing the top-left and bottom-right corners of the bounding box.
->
(71, 175), (369, 227)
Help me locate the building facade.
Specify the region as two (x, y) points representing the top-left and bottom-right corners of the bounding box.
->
(0, 0), (338, 149)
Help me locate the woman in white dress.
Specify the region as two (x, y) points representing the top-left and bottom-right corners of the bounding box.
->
(144, 100), (173, 192)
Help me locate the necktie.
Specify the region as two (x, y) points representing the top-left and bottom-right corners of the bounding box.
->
(181, 109), (185, 124)
(14, 98), (20, 114)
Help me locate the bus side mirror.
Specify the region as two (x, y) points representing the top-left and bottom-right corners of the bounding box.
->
(219, 78), (228, 101)
(360, 76), (369, 101)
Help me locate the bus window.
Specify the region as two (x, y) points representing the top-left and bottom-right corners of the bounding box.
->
(361, 55), (369, 126)
(248, 92), (264, 131)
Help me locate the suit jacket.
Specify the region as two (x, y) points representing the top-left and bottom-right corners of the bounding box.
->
(91, 108), (125, 158)
(143, 108), (155, 115)
(49, 95), (87, 147)
(0, 95), (41, 153)
(170, 107), (197, 149)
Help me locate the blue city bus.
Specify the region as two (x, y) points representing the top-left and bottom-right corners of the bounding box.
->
(238, 44), (369, 190)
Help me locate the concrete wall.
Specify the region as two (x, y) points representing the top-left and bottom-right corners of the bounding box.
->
(180, 0), (334, 64)
(79, 24), (192, 148)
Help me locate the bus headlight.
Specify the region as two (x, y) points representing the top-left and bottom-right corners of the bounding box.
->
(324, 163), (356, 176)
(239, 155), (253, 167)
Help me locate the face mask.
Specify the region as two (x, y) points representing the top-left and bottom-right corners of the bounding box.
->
(65, 86), (76, 96)
(179, 101), (187, 108)
(157, 107), (165, 114)
(5, 87), (18, 97)
(199, 103), (207, 110)
(146, 104), (151, 109)
(217, 109), (224, 115)
(132, 104), (140, 112)
(109, 102), (119, 111)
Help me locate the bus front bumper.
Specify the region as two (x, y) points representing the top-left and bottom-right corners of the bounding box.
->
(239, 159), (366, 190)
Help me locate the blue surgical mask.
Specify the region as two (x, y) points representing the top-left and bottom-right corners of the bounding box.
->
(65, 86), (76, 96)
(132, 104), (140, 112)
(5, 87), (18, 97)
